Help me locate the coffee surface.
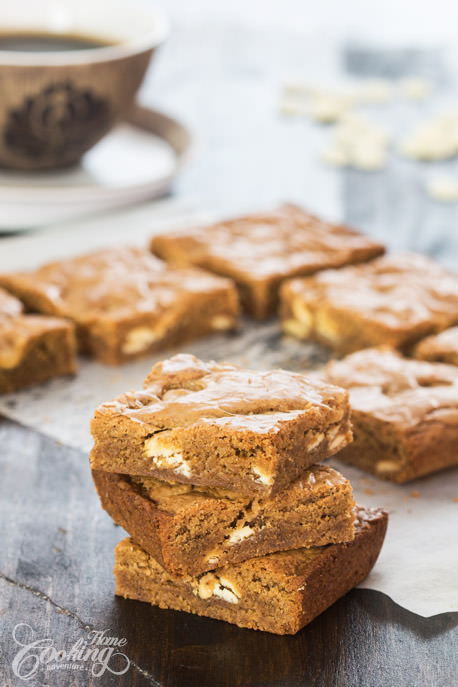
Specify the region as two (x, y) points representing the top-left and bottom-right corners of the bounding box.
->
(0, 32), (113, 52)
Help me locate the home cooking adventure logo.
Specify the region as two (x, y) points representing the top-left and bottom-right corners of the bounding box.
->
(11, 623), (130, 680)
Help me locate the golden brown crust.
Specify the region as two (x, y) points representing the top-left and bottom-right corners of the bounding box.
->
(92, 464), (356, 576)
(280, 253), (458, 353)
(90, 354), (353, 496)
(150, 203), (385, 319)
(113, 507), (388, 634)
(0, 247), (239, 365)
(324, 347), (458, 481)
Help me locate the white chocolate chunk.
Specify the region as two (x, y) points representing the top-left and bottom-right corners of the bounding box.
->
(252, 465), (273, 486)
(321, 112), (390, 171)
(307, 92), (351, 123)
(399, 76), (431, 101)
(376, 460), (399, 476)
(307, 431), (325, 450)
(144, 434), (191, 478)
(278, 97), (308, 116)
(328, 432), (347, 451)
(213, 585), (239, 604)
(425, 175), (458, 202)
(350, 143), (386, 171)
(197, 573), (217, 599)
(321, 146), (348, 167)
(121, 326), (161, 354)
(399, 111), (458, 161)
(358, 79), (393, 104)
(228, 525), (255, 545)
(211, 315), (234, 331)
(292, 298), (313, 329)
(282, 318), (311, 339)
(205, 554), (220, 566)
(197, 573), (240, 604)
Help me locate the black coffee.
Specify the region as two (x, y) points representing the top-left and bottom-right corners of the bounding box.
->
(0, 32), (113, 52)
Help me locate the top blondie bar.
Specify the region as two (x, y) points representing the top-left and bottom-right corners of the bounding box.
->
(150, 204), (385, 319)
(90, 354), (352, 496)
(0, 247), (239, 365)
(281, 253), (458, 354)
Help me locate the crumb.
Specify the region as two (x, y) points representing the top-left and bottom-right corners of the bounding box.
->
(453, 497), (458, 503)
(58, 527), (67, 535)
(363, 488), (374, 495)
(411, 490), (420, 498)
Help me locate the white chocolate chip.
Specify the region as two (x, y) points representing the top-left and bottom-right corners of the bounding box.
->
(252, 465), (273, 486)
(425, 175), (458, 202)
(197, 573), (217, 600)
(197, 573), (240, 604)
(211, 315), (234, 331)
(144, 434), (191, 478)
(292, 298), (313, 328)
(121, 326), (161, 354)
(307, 431), (325, 450)
(376, 460), (399, 475)
(279, 98), (301, 116)
(213, 586), (239, 604)
(350, 143), (386, 171)
(357, 79), (393, 104)
(228, 525), (255, 545)
(282, 318), (310, 339)
(307, 92), (351, 123)
(328, 432), (347, 451)
(399, 111), (458, 161)
(321, 146), (348, 167)
(205, 554), (220, 566)
(399, 76), (432, 101)
(315, 312), (340, 343)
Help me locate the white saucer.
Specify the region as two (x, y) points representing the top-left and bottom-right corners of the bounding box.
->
(0, 105), (192, 231)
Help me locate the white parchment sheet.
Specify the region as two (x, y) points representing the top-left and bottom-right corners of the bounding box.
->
(0, 198), (457, 618)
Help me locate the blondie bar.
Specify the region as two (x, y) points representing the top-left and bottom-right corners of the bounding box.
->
(0, 288), (77, 393)
(325, 347), (458, 481)
(0, 247), (239, 365)
(90, 354), (353, 496)
(414, 326), (458, 366)
(114, 507), (387, 634)
(93, 464), (355, 576)
(150, 204), (385, 319)
(281, 253), (458, 353)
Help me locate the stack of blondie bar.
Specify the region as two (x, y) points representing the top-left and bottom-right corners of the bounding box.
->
(90, 353), (387, 634)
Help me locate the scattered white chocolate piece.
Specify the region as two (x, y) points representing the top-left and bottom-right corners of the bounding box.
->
(307, 92), (351, 123)
(321, 112), (390, 170)
(321, 146), (348, 167)
(425, 175), (458, 202)
(399, 77), (432, 101)
(358, 79), (393, 104)
(400, 110), (458, 161)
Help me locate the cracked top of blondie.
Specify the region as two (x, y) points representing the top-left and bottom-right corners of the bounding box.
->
(150, 203), (385, 281)
(0, 247), (236, 323)
(95, 353), (350, 430)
